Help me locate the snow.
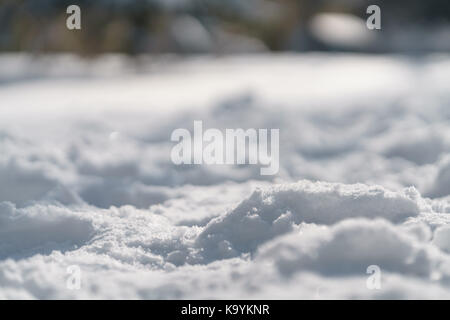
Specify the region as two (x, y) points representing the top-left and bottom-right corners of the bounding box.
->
(257, 219), (443, 278)
(0, 202), (95, 259)
(0, 53), (449, 299)
(197, 181), (421, 262)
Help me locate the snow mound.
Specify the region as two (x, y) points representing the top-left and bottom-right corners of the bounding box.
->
(0, 202), (95, 258)
(197, 181), (420, 261)
(257, 219), (443, 278)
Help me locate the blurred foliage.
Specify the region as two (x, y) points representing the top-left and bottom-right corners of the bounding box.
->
(0, 0), (449, 54)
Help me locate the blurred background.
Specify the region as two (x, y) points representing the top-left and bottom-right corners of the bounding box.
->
(0, 0), (449, 55)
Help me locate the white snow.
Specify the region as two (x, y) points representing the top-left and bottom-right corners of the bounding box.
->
(0, 53), (449, 299)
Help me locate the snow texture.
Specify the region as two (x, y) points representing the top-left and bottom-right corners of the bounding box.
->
(0, 54), (449, 299)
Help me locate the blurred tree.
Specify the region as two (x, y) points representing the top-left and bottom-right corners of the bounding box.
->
(0, 0), (448, 54)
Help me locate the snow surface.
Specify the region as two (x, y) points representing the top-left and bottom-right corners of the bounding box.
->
(0, 53), (449, 299)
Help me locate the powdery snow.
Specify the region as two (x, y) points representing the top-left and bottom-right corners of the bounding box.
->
(0, 54), (449, 299)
